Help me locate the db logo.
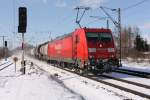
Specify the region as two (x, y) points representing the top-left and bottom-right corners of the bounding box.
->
(99, 44), (102, 47)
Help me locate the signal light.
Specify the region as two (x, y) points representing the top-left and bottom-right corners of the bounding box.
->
(5, 41), (7, 47)
(18, 7), (27, 33)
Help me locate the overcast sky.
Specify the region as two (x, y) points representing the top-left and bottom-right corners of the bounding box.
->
(0, 0), (150, 48)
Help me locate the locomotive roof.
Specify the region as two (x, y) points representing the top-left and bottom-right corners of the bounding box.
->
(51, 32), (72, 42)
(39, 28), (112, 45)
(55, 28), (111, 38)
(82, 27), (111, 32)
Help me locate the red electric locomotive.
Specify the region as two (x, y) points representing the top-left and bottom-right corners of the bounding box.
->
(43, 27), (119, 74)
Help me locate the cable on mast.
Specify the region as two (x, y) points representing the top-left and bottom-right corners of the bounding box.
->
(75, 6), (90, 28)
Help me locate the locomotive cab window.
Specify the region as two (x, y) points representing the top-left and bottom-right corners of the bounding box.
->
(99, 33), (112, 42)
(86, 33), (98, 41)
(86, 32), (112, 42)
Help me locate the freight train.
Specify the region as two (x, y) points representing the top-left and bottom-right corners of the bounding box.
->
(34, 27), (120, 74)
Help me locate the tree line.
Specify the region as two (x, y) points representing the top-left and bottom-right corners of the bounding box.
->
(114, 26), (150, 58)
(0, 47), (12, 59)
(135, 34), (149, 52)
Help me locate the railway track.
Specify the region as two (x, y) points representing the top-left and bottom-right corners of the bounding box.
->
(0, 61), (10, 66)
(113, 68), (150, 78)
(89, 75), (150, 99)
(101, 75), (150, 89)
(32, 60), (150, 99)
(61, 68), (150, 99)
(0, 62), (13, 71)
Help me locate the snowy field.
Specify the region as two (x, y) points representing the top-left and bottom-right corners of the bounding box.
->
(104, 59), (150, 86)
(0, 58), (83, 100)
(0, 53), (150, 100)
(122, 58), (150, 72)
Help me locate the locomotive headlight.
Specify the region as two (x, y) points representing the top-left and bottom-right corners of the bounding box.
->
(108, 48), (115, 52)
(89, 55), (94, 59)
(110, 54), (114, 58)
(96, 59), (99, 62)
(89, 55), (92, 59)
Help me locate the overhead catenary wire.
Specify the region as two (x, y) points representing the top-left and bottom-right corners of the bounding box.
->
(85, 19), (101, 26)
(13, 0), (17, 49)
(94, 0), (149, 27)
(123, 0), (149, 11)
(13, 0), (16, 34)
(87, 0), (148, 25)
(75, 6), (91, 28)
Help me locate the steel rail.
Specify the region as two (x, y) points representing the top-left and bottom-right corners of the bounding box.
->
(0, 63), (13, 71)
(0, 61), (10, 66)
(100, 75), (150, 89)
(87, 75), (150, 99)
(113, 69), (150, 78)
(116, 68), (150, 75)
(31, 59), (150, 99)
(61, 68), (150, 99)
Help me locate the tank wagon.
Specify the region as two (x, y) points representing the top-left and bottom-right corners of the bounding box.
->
(34, 28), (119, 74)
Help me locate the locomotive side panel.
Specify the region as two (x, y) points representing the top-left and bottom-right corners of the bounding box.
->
(61, 36), (73, 59)
(47, 34), (73, 63)
(48, 40), (61, 58)
(48, 42), (54, 58)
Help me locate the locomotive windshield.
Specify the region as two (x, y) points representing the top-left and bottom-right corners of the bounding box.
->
(86, 32), (112, 42)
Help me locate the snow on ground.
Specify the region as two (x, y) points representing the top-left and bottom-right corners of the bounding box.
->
(102, 74), (150, 96)
(23, 54), (149, 100)
(0, 57), (84, 100)
(0, 57), (11, 64)
(122, 58), (150, 73)
(1, 52), (149, 100)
